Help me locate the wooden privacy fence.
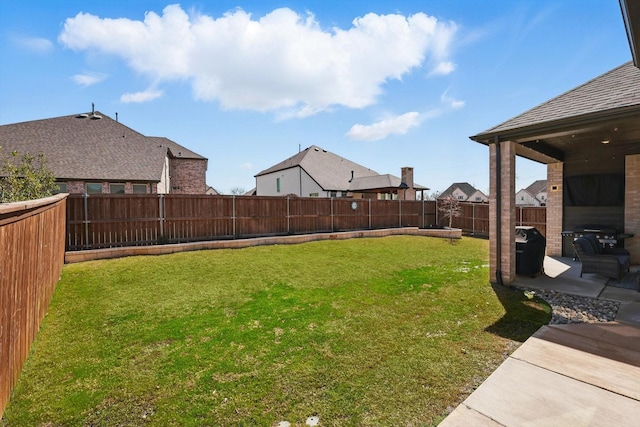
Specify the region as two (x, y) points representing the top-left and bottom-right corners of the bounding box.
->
(66, 194), (438, 250)
(453, 203), (547, 238)
(66, 194), (547, 251)
(0, 194), (67, 417)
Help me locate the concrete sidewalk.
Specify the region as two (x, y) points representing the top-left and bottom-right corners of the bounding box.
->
(440, 322), (640, 426)
(440, 257), (640, 426)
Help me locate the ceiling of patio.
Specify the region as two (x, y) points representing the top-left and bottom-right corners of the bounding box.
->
(513, 111), (640, 164)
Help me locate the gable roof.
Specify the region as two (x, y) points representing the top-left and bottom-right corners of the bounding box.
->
(256, 145), (378, 191)
(439, 182), (479, 198)
(525, 179), (547, 195)
(471, 61), (640, 142)
(148, 137), (206, 160)
(0, 112), (205, 182)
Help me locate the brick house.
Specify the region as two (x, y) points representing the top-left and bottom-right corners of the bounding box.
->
(0, 111), (207, 194)
(471, 61), (640, 284)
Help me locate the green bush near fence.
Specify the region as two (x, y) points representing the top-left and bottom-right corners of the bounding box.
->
(2, 236), (550, 426)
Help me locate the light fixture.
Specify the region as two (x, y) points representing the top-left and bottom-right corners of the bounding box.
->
(601, 140), (610, 144)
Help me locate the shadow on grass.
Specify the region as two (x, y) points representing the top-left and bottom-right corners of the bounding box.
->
(486, 283), (551, 342)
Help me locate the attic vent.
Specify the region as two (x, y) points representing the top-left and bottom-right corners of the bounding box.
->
(76, 113), (89, 118)
(91, 114), (102, 120)
(314, 147), (319, 151)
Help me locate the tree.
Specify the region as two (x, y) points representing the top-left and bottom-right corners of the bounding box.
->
(0, 148), (57, 203)
(438, 194), (462, 229)
(229, 187), (246, 196)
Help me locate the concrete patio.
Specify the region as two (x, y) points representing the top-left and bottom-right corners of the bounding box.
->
(440, 257), (640, 426)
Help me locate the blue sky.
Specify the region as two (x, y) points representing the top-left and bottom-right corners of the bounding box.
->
(0, 1), (633, 195)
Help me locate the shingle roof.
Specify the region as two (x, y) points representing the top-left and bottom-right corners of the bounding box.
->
(525, 179), (547, 195)
(0, 112), (205, 182)
(439, 182), (478, 198)
(256, 145), (426, 192)
(148, 136), (206, 160)
(256, 145), (378, 191)
(473, 61), (640, 139)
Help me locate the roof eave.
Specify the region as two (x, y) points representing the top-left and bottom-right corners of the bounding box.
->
(620, 0), (640, 67)
(470, 104), (640, 144)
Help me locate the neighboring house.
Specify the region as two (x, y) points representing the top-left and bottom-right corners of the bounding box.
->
(516, 179), (547, 206)
(205, 186), (220, 195)
(254, 145), (428, 199)
(439, 182), (488, 203)
(0, 110), (208, 194)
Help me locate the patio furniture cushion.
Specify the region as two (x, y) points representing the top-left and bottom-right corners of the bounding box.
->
(572, 237), (630, 281)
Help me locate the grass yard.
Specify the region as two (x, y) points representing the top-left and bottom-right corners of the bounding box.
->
(2, 236), (550, 426)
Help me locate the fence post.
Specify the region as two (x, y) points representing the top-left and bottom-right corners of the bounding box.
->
(519, 206), (523, 226)
(472, 203), (476, 235)
(369, 198), (372, 229)
(83, 193), (89, 249)
(287, 196), (290, 234)
(159, 194), (164, 239)
(232, 195), (236, 238)
(330, 197), (334, 231)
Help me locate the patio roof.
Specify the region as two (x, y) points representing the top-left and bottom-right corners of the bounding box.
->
(470, 62), (640, 164)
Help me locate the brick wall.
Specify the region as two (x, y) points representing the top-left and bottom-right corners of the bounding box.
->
(489, 141), (516, 285)
(625, 154), (640, 264)
(169, 158), (207, 194)
(546, 163), (563, 256)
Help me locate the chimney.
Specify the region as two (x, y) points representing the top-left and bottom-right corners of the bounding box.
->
(401, 167), (415, 201)
(401, 167), (414, 189)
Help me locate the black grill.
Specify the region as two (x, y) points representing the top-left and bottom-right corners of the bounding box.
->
(573, 224), (618, 248)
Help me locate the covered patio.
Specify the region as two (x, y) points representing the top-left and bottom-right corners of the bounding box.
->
(440, 4), (640, 424)
(470, 60), (640, 287)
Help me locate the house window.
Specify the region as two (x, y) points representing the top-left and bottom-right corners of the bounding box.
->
(54, 182), (67, 194)
(330, 191), (337, 198)
(133, 184), (147, 194)
(457, 195), (464, 200)
(110, 184), (125, 194)
(276, 177), (281, 193)
(86, 183), (102, 194)
(309, 192), (319, 197)
(342, 192), (349, 198)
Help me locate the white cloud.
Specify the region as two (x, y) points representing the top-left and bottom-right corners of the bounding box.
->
(59, 5), (457, 116)
(120, 89), (164, 103)
(440, 90), (465, 110)
(71, 72), (107, 87)
(14, 36), (53, 53)
(346, 112), (420, 141)
(429, 61), (456, 76)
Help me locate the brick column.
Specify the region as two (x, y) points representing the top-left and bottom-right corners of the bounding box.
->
(489, 141), (516, 284)
(625, 154), (640, 264)
(546, 162), (563, 256)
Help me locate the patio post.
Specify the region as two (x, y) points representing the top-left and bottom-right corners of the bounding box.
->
(489, 140), (517, 285)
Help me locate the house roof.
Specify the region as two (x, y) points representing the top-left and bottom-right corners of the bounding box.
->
(525, 179), (547, 195)
(472, 62), (640, 142)
(0, 112), (205, 182)
(256, 145), (427, 192)
(148, 137), (206, 160)
(256, 145), (378, 191)
(349, 174), (428, 192)
(439, 182), (478, 198)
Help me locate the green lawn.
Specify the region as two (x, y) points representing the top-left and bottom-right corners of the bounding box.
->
(2, 236), (550, 426)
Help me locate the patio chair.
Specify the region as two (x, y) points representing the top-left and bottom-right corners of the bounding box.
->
(572, 235), (630, 281)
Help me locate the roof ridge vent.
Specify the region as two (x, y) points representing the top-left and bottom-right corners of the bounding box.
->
(76, 113), (89, 118)
(91, 113), (102, 120)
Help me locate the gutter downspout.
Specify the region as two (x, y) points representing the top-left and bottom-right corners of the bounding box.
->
(494, 136), (504, 286)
